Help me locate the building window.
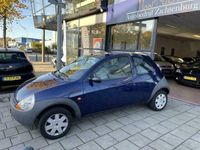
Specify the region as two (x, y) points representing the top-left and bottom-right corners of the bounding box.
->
(81, 23), (105, 50)
(109, 20), (155, 52)
(110, 22), (140, 51)
(66, 23), (106, 63)
(139, 20), (154, 51)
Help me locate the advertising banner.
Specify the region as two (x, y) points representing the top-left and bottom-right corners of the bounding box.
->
(107, 0), (200, 25)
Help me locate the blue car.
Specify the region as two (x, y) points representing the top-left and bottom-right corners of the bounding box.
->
(11, 53), (169, 139)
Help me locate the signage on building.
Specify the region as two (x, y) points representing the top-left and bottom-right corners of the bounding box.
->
(128, 0), (200, 21)
(107, 0), (200, 25)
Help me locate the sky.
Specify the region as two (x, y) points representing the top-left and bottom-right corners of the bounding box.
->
(0, 2), (52, 40)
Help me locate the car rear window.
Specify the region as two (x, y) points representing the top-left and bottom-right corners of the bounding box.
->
(0, 52), (26, 63)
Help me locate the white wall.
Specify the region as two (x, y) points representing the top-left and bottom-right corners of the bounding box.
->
(155, 34), (200, 57)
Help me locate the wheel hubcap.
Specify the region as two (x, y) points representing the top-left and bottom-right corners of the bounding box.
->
(155, 94), (167, 109)
(45, 113), (68, 136)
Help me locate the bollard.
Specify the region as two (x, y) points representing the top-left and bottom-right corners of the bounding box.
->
(36, 54), (38, 62)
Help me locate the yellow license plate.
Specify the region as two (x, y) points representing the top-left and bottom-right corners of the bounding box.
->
(3, 76), (21, 81)
(183, 76), (197, 81)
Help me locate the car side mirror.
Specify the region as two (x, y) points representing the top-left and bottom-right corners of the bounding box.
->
(88, 75), (102, 83)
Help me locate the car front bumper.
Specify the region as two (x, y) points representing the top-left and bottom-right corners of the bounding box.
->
(175, 75), (200, 88)
(10, 96), (37, 129)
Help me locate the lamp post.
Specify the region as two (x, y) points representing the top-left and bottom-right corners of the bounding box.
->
(49, 0), (65, 70)
(42, 14), (46, 63)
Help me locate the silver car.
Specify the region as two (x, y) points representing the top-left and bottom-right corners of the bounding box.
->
(154, 53), (174, 77)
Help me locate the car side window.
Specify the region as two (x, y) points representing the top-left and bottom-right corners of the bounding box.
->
(132, 56), (154, 75)
(93, 56), (132, 80)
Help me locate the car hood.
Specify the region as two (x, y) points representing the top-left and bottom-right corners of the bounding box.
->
(15, 73), (75, 102)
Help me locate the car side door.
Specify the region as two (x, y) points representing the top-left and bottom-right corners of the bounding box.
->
(131, 56), (157, 103)
(79, 55), (137, 115)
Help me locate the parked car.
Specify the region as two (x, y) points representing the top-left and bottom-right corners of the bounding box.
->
(25, 48), (33, 53)
(182, 57), (196, 64)
(162, 55), (184, 69)
(154, 53), (174, 77)
(0, 48), (35, 89)
(174, 61), (200, 87)
(11, 53), (169, 139)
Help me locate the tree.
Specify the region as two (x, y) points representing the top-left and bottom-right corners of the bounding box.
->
(0, 0), (27, 48)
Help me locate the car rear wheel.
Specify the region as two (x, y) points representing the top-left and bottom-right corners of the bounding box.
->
(148, 90), (168, 111)
(39, 107), (72, 139)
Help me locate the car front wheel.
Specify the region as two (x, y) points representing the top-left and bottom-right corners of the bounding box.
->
(39, 107), (72, 139)
(148, 90), (168, 111)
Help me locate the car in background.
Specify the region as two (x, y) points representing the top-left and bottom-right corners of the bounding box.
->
(154, 53), (174, 77)
(182, 57), (196, 64)
(174, 61), (200, 87)
(25, 48), (33, 53)
(0, 48), (35, 89)
(11, 53), (169, 139)
(162, 55), (184, 69)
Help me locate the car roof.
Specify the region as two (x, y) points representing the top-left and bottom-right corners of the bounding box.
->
(0, 48), (23, 53)
(84, 51), (148, 59)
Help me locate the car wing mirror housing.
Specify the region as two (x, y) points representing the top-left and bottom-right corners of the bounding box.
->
(89, 75), (102, 83)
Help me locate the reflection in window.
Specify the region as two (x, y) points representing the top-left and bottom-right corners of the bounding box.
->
(139, 20), (154, 51)
(81, 23), (106, 50)
(110, 23), (139, 51)
(65, 0), (100, 15)
(110, 20), (155, 52)
(66, 28), (79, 63)
(132, 56), (154, 75)
(94, 56), (132, 80)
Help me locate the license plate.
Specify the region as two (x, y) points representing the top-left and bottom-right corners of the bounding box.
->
(183, 76), (197, 81)
(3, 76), (21, 81)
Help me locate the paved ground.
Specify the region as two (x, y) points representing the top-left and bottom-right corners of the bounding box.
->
(169, 80), (200, 105)
(0, 93), (200, 150)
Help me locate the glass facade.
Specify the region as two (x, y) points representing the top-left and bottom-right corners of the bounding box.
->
(109, 20), (155, 52)
(31, 0), (157, 59)
(66, 23), (106, 63)
(31, 0), (56, 30)
(65, 0), (101, 15)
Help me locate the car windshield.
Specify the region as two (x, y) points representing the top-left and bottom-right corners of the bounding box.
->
(54, 56), (101, 80)
(0, 52), (26, 63)
(154, 54), (165, 62)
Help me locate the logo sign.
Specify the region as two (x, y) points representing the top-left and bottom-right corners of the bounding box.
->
(107, 0), (200, 25)
(127, 0), (200, 21)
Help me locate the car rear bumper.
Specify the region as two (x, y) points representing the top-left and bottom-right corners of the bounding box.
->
(0, 73), (35, 89)
(178, 79), (200, 88)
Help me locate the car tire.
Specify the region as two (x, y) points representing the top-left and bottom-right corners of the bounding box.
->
(39, 107), (72, 140)
(148, 90), (168, 111)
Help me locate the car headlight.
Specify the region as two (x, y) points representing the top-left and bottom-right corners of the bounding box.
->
(175, 64), (180, 69)
(176, 69), (182, 73)
(16, 95), (35, 111)
(156, 64), (162, 71)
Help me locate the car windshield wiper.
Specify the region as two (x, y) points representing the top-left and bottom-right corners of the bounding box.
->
(56, 70), (70, 79)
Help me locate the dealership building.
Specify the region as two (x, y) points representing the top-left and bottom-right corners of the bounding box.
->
(31, 0), (200, 62)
